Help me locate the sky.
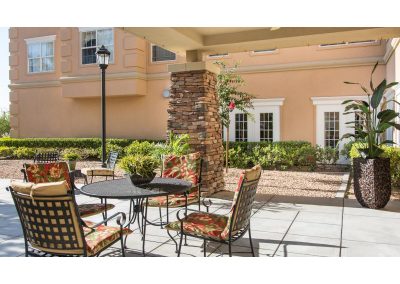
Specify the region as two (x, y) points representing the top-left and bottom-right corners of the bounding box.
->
(0, 27), (9, 112)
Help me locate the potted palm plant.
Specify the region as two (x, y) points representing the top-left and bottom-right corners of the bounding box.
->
(342, 62), (399, 209)
(119, 154), (159, 186)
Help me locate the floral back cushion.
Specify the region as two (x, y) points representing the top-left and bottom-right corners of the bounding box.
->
(162, 152), (201, 186)
(24, 162), (72, 190)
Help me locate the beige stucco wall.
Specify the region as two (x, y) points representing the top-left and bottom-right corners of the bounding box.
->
(9, 27), (392, 144)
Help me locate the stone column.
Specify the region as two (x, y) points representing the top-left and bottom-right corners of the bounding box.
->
(167, 62), (224, 195)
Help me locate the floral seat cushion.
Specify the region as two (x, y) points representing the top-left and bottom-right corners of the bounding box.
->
(83, 220), (132, 256)
(24, 162), (114, 218)
(81, 168), (114, 176)
(165, 212), (228, 241)
(78, 203), (115, 218)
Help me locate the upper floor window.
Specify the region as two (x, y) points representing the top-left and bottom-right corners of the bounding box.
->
(252, 49), (277, 54)
(151, 45), (176, 62)
(81, 28), (114, 65)
(208, 53), (229, 59)
(26, 35), (55, 73)
(319, 40), (378, 48)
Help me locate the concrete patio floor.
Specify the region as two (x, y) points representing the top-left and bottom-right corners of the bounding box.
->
(1, 178), (400, 257)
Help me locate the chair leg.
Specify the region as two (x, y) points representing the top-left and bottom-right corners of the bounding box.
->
(203, 240), (206, 257)
(159, 207), (163, 228)
(177, 232), (184, 257)
(228, 242), (232, 257)
(120, 235), (126, 257)
(248, 226), (255, 257)
(90, 175), (93, 183)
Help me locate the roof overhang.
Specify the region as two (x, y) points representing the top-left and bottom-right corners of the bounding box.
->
(121, 27), (400, 56)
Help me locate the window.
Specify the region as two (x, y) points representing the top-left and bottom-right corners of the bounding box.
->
(208, 53), (229, 59)
(354, 112), (365, 136)
(260, 113), (273, 142)
(151, 45), (176, 62)
(235, 113), (248, 141)
(319, 40), (378, 48)
(81, 28), (114, 65)
(324, 112), (340, 148)
(252, 49), (277, 54)
(26, 36), (55, 73)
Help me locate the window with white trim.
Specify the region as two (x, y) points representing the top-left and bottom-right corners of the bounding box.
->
(235, 113), (248, 141)
(26, 37), (55, 73)
(81, 28), (114, 65)
(354, 112), (365, 136)
(260, 113), (273, 142)
(324, 112), (340, 148)
(151, 45), (176, 62)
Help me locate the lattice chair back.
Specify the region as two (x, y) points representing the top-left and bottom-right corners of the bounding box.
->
(9, 180), (87, 256)
(221, 165), (262, 240)
(24, 162), (72, 190)
(107, 151), (119, 170)
(34, 151), (60, 163)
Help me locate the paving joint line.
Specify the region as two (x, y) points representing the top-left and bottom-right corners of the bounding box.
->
(272, 210), (300, 257)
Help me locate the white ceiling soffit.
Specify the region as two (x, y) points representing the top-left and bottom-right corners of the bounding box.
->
(121, 27), (400, 55)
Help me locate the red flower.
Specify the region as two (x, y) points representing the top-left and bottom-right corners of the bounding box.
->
(228, 101), (235, 111)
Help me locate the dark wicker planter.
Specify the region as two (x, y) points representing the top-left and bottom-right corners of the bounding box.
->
(126, 172), (156, 186)
(353, 157), (391, 209)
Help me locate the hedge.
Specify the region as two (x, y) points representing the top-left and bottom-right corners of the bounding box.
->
(0, 138), (163, 149)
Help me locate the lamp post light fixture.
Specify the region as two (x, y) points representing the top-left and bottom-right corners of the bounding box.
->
(96, 45), (110, 168)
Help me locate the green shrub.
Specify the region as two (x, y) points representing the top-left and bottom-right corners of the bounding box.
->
(118, 155), (159, 177)
(97, 144), (125, 159)
(316, 146), (339, 165)
(296, 145), (318, 170)
(62, 148), (81, 161)
(228, 146), (253, 168)
(0, 138), (155, 149)
(125, 141), (157, 156)
(13, 147), (36, 159)
(350, 143), (400, 186)
(0, 146), (15, 157)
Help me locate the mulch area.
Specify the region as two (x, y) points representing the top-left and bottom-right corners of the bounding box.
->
(0, 159), (347, 198)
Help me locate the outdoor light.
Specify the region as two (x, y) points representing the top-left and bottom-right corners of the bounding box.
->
(96, 45), (110, 67)
(96, 45), (110, 167)
(162, 89), (170, 98)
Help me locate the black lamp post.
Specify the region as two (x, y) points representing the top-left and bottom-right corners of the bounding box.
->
(96, 45), (110, 168)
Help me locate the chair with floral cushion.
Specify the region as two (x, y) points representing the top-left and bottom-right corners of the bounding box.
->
(166, 165), (262, 257)
(22, 162), (115, 218)
(146, 152), (202, 228)
(7, 180), (131, 257)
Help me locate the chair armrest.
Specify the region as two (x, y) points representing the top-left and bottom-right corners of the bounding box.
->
(20, 169), (28, 182)
(176, 208), (205, 222)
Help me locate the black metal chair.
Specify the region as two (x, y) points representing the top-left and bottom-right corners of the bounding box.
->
(7, 180), (131, 257)
(81, 151), (119, 184)
(21, 150), (60, 181)
(146, 153), (203, 228)
(166, 165), (262, 257)
(22, 161), (115, 218)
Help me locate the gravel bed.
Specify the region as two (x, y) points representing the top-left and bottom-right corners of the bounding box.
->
(0, 160), (345, 198)
(224, 168), (344, 198)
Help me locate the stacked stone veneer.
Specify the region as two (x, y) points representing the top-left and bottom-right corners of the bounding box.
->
(168, 70), (224, 195)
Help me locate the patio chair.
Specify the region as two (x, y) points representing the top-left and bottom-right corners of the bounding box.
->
(22, 161), (115, 218)
(20, 150), (60, 181)
(81, 151), (119, 184)
(7, 180), (131, 257)
(146, 152), (203, 227)
(166, 164), (262, 257)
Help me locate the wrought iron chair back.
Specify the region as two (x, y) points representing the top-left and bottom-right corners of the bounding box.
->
(228, 173), (261, 238)
(106, 151), (119, 170)
(34, 151), (60, 163)
(9, 186), (87, 256)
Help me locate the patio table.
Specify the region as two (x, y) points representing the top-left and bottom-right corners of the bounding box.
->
(80, 177), (192, 256)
